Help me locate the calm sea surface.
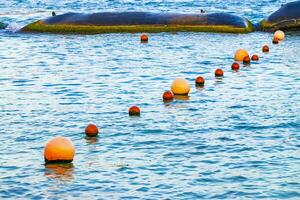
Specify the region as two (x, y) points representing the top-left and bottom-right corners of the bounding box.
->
(0, 0), (299, 199)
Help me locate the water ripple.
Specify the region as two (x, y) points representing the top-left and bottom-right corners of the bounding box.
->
(0, 1), (300, 199)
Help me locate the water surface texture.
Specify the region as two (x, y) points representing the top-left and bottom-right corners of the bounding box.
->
(0, 0), (300, 199)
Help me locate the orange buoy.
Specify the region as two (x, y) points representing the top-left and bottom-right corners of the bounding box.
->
(243, 56), (251, 64)
(44, 137), (75, 164)
(162, 90), (174, 101)
(171, 78), (190, 95)
(273, 38), (279, 44)
(251, 54), (259, 61)
(231, 62), (240, 71)
(262, 45), (269, 52)
(195, 76), (205, 86)
(234, 49), (249, 61)
(140, 34), (148, 43)
(85, 124), (99, 137)
(215, 68), (224, 77)
(274, 30), (285, 41)
(129, 106), (140, 116)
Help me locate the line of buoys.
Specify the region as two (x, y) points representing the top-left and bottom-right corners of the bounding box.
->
(43, 29), (286, 165)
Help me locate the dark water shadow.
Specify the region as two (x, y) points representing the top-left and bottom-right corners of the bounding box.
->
(214, 77), (225, 85)
(174, 95), (190, 101)
(163, 99), (173, 104)
(196, 85), (205, 90)
(85, 136), (99, 144)
(44, 163), (74, 182)
(243, 63), (251, 67)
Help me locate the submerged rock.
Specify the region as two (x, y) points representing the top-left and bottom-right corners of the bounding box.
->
(21, 12), (254, 34)
(260, 1), (300, 31)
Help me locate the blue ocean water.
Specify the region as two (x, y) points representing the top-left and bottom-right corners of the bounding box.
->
(0, 0), (300, 199)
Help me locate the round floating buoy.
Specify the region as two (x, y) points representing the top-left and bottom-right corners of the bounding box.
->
(140, 34), (148, 43)
(171, 78), (190, 95)
(195, 76), (205, 87)
(85, 124), (99, 137)
(234, 49), (249, 61)
(215, 69), (224, 77)
(231, 62), (240, 71)
(262, 45), (269, 52)
(251, 54), (259, 61)
(162, 90), (174, 101)
(243, 56), (251, 64)
(273, 38), (279, 44)
(129, 106), (140, 116)
(274, 30), (285, 41)
(44, 137), (75, 164)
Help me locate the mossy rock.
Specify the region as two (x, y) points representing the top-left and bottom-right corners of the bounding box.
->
(21, 12), (254, 34)
(260, 1), (300, 31)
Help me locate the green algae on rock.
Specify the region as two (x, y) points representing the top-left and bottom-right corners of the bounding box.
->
(21, 12), (254, 34)
(260, 1), (300, 31)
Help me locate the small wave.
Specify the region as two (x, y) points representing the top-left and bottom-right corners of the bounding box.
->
(2, 22), (23, 33)
(0, 10), (49, 17)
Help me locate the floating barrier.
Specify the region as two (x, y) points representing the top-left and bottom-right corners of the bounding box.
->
(215, 69), (224, 77)
(243, 56), (251, 64)
(163, 90), (174, 101)
(231, 62), (240, 71)
(140, 34), (149, 42)
(273, 30), (285, 40)
(262, 45), (270, 52)
(21, 12), (254, 34)
(171, 78), (190, 95)
(273, 38), (279, 44)
(251, 54), (259, 61)
(85, 124), (99, 137)
(129, 106), (141, 116)
(195, 76), (205, 87)
(260, 1), (300, 31)
(234, 49), (249, 61)
(44, 137), (75, 164)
